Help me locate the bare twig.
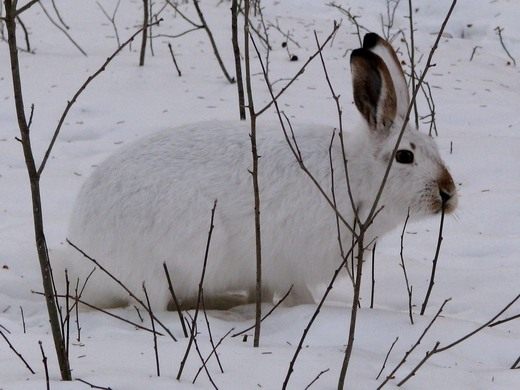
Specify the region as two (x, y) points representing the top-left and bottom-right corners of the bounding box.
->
(4, 0), (71, 378)
(66, 241), (175, 340)
(167, 42), (182, 76)
(193, 327), (234, 383)
(15, 0), (40, 16)
(38, 18), (162, 175)
(494, 26), (516, 66)
(370, 242), (377, 308)
(38, 1), (87, 56)
(376, 337), (399, 380)
(20, 306), (26, 333)
(185, 318), (219, 389)
(163, 262), (188, 337)
(139, 0), (149, 66)
(0, 329), (35, 374)
(489, 313), (520, 328)
(232, 285), (293, 338)
(511, 356), (520, 370)
(243, 0), (262, 348)
(15, 15), (30, 52)
(33, 291), (161, 335)
(143, 283), (160, 376)
(39, 341), (50, 390)
(193, 0), (235, 83)
(256, 22), (340, 116)
(304, 368), (330, 389)
(76, 378), (113, 390)
(96, 0), (121, 47)
(232, 0), (246, 119)
(398, 293), (520, 386)
(469, 45), (481, 61)
(177, 200), (218, 380)
(326, 3), (367, 46)
(201, 291), (223, 373)
(407, 0), (419, 129)
(51, 0), (69, 30)
(377, 298), (450, 389)
(399, 211), (414, 324)
(420, 206), (446, 315)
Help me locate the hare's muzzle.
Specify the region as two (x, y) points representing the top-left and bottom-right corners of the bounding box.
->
(437, 167), (457, 214)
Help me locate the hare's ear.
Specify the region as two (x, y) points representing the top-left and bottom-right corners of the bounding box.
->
(363, 33), (410, 120)
(350, 48), (397, 133)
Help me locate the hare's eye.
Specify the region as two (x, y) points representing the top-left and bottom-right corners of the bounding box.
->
(396, 150), (414, 164)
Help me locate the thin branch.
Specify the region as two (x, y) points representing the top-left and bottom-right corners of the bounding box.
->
(143, 283), (160, 376)
(193, 327), (234, 383)
(399, 210), (414, 324)
(167, 42), (182, 76)
(38, 1), (87, 56)
(65, 241), (175, 341)
(370, 242), (377, 308)
(0, 329), (35, 374)
(20, 306), (26, 333)
(15, 0), (40, 16)
(33, 291), (161, 335)
(177, 200), (218, 380)
(376, 337), (399, 380)
(39, 341), (50, 390)
(494, 26), (516, 66)
(139, 0), (149, 66)
(256, 21), (340, 116)
(76, 378), (113, 390)
(185, 318), (219, 389)
(304, 368), (330, 389)
(489, 313), (520, 328)
(377, 298), (450, 389)
(231, 0), (246, 119)
(38, 18), (162, 175)
(201, 291), (223, 373)
(420, 206), (446, 315)
(50, 0), (69, 30)
(163, 262), (188, 337)
(232, 285), (293, 338)
(193, 0), (235, 83)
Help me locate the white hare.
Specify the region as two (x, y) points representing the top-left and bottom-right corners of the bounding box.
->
(56, 33), (457, 310)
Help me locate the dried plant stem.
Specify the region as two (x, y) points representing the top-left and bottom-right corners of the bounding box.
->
(139, 0), (149, 66)
(193, 0), (235, 83)
(76, 378), (113, 390)
(243, 0), (262, 348)
(494, 26), (516, 66)
(305, 368), (330, 389)
(20, 306), (26, 333)
(66, 240), (176, 341)
(376, 337), (399, 380)
(377, 298), (450, 389)
(0, 329), (35, 374)
(370, 242), (377, 308)
(201, 292), (224, 373)
(407, 0), (419, 129)
(420, 206), (446, 315)
(193, 327), (234, 383)
(143, 283), (160, 376)
(167, 42), (182, 76)
(398, 293), (520, 386)
(177, 200), (218, 380)
(163, 262), (188, 337)
(39, 341), (50, 390)
(399, 211), (414, 324)
(231, 0), (245, 119)
(38, 1), (87, 56)
(489, 313), (520, 328)
(4, 0), (71, 379)
(232, 285), (293, 338)
(39, 18), (162, 175)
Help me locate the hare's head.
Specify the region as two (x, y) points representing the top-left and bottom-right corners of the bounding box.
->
(350, 33), (457, 217)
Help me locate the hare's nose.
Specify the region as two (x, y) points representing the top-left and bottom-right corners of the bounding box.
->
(439, 188), (453, 203)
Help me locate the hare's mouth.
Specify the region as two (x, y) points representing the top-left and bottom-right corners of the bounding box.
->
(432, 196), (457, 215)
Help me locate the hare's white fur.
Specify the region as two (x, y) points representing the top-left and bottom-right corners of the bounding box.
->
(55, 34), (457, 309)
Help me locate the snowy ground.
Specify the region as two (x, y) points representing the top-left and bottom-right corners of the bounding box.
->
(1, 0), (519, 389)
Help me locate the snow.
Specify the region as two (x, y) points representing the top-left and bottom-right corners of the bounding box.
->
(1, 0), (519, 389)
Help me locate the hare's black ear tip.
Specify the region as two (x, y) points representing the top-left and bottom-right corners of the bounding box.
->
(363, 32), (382, 49)
(350, 48), (367, 62)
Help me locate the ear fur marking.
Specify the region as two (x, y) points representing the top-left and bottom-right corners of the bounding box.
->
(362, 33), (410, 119)
(350, 48), (397, 132)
